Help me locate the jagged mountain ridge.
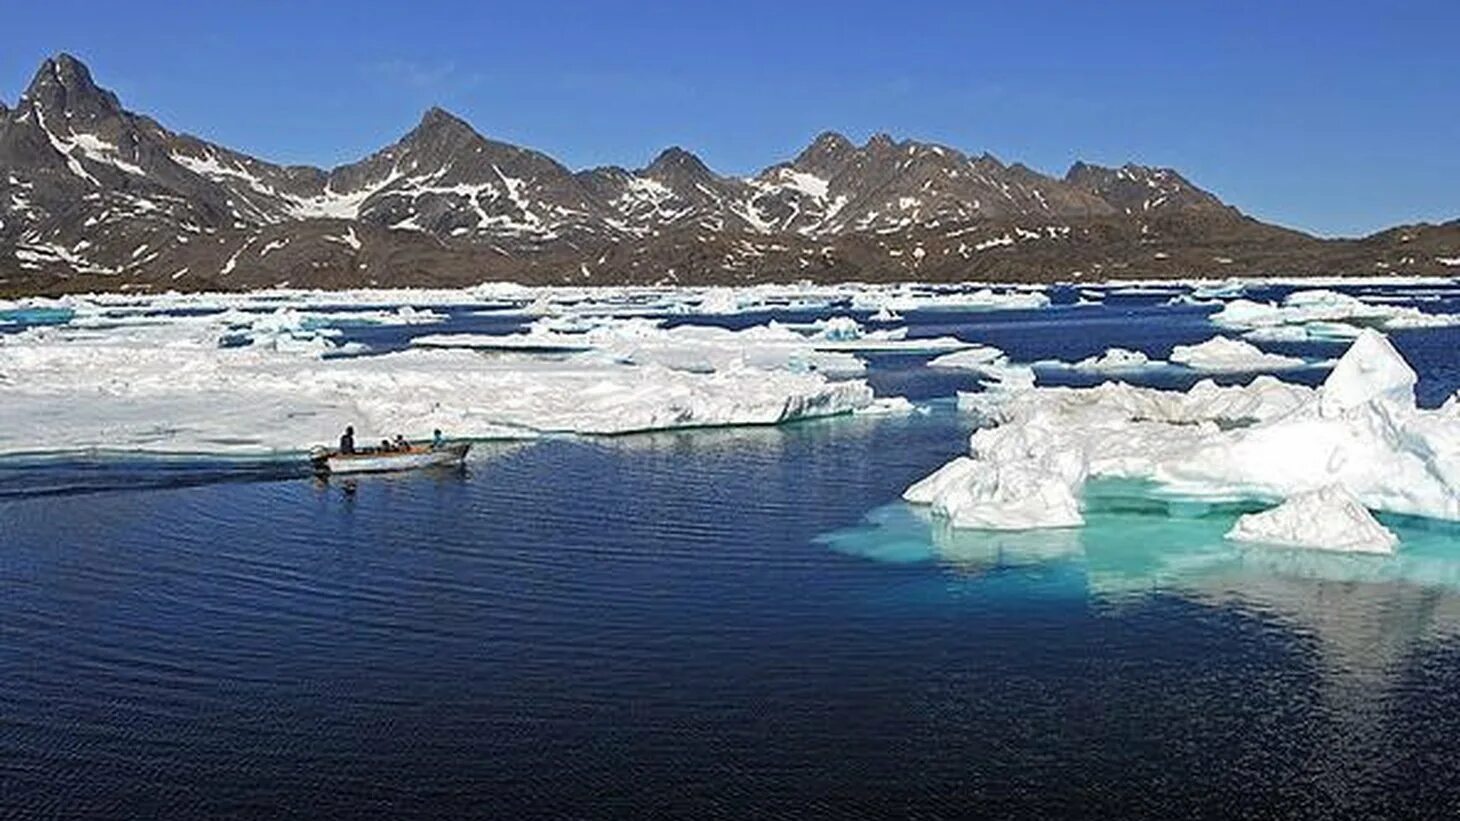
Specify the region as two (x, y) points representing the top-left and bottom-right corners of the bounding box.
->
(1, 53), (1456, 295)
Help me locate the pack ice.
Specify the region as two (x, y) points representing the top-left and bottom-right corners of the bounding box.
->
(1212, 288), (1460, 340)
(906, 329), (1460, 543)
(0, 300), (879, 455)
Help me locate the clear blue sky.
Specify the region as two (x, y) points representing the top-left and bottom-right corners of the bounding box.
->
(2, 0), (1456, 236)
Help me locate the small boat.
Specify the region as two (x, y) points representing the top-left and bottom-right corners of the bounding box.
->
(311, 441), (471, 475)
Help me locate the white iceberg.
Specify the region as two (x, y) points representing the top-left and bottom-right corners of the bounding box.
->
(415, 315), (976, 374)
(1226, 485), (1399, 554)
(911, 328), (1460, 530)
(1153, 331), (1460, 521)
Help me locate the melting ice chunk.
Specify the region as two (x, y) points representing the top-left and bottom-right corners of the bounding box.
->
(1226, 485), (1399, 554)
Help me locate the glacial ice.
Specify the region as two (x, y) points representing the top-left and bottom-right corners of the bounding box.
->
(910, 328), (1460, 532)
(1226, 485), (1399, 554)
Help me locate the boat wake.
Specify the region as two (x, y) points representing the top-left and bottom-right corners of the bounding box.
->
(0, 454), (312, 500)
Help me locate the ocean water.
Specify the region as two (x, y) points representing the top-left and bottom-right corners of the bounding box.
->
(7, 287), (1460, 818)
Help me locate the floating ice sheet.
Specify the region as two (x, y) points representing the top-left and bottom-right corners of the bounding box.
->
(0, 305), (878, 455)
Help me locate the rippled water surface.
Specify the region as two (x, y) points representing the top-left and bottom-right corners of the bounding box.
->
(8, 288), (1460, 818)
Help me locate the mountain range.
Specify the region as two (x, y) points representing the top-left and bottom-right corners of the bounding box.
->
(1, 53), (1456, 295)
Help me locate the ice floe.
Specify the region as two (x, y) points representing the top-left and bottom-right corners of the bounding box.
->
(1226, 485), (1399, 554)
(1167, 336), (1308, 373)
(1064, 347), (1154, 374)
(926, 346), (1010, 370)
(1030, 338), (1321, 377)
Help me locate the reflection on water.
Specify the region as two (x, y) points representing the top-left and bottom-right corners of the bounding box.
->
(821, 479), (1460, 596)
(821, 479), (1460, 736)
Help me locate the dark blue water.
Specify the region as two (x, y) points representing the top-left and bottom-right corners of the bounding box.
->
(8, 287), (1460, 818)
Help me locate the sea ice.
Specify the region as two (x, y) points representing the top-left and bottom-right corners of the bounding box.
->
(926, 346), (1009, 370)
(850, 287), (1050, 313)
(1226, 485), (1399, 554)
(1167, 336), (1307, 373)
(0, 306), (879, 455)
(1212, 289), (1460, 338)
(1032, 347), (1159, 375)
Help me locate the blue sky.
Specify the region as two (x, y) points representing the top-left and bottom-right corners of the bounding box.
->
(2, 0), (1456, 236)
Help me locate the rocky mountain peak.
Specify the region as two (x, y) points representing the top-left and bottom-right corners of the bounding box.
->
(417, 105), (468, 130)
(865, 132), (896, 148)
(809, 131), (852, 152)
(1064, 160), (1226, 215)
(644, 146), (715, 184)
(403, 106), (482, 148)
(21, 53), (122, 122)
(791, 131), (855, 177)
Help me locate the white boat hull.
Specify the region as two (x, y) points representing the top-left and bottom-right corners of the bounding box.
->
(314, 442), (470, 475)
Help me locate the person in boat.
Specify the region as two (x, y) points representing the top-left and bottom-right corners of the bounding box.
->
(432, 429), (445, 449)
(393, 434), (410, 452)
(380, 438), (394, 452)
(339, 426), (356, 455)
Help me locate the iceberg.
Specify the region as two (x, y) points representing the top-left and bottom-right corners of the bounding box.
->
(902, 421), (1087, 530)
(415, 315), (974, 373)
(1154, 331), (1460, 520)
(1226, 485), (1399, 554)
(911, 329), (1460, 530)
